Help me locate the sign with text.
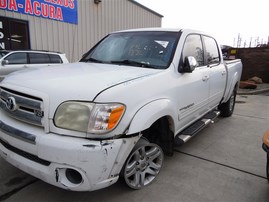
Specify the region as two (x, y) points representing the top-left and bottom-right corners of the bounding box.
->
(0, 0), (78, 24)
(0, 20), (5, 49)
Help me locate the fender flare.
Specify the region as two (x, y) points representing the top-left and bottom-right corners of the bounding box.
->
(223, 72), (239, 103)
(126, 99), (177, 135)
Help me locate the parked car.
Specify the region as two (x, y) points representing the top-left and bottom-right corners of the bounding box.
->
(0, 50), (69, 81)
(262, 130), (269, 182)
(0, 28), (242, 191)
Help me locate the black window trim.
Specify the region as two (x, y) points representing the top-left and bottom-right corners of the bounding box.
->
(201, 35), (221, 67)
(28, 52), (50, 64)
(48, 53), (63, 64)
(178, 33), (205, 73)
(5, 52), (63, 65)
(4, 52), (28, 65)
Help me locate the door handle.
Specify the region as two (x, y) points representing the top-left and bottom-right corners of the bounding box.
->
(221, 71), (226, 76)
(202, 75), (209, 81)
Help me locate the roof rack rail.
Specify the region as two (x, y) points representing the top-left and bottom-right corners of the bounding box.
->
(0, 49), (63, 54)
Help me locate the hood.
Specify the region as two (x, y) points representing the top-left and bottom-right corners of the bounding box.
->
(2, 62), (160, 101)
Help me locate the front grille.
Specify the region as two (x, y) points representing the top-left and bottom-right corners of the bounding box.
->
(0, 121), (36, 144)
(0, 138), (51, 166)
(0, 87), (44, 127)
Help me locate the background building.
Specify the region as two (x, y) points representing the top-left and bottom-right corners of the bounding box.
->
(0, 0), (162, 62)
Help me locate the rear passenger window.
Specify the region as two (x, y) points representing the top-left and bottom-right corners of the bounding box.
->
(182, 34), (204, 67)
(29, 53), (50, 64)
(49, 54), (63, 63)
(203, 36), (220, 65)
(5, 53), (27, 64)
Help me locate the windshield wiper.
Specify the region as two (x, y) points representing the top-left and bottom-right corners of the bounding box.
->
(85, 57), (104, 63)
(110, 60), (155, 69)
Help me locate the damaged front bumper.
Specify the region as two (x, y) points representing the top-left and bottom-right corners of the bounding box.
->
(0, 119), (140, 191)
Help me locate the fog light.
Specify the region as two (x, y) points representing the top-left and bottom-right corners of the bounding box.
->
(65, 168), (83, 185)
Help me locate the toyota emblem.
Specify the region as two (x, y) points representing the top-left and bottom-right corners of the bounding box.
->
(6, 97), (17, 111)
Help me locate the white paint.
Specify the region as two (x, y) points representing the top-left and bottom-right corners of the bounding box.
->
(0, 29), (242, 191)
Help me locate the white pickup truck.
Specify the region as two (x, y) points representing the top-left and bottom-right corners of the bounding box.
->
(0, 28), (242, 191)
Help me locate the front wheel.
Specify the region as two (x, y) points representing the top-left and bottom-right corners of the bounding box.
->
(122, 138), (164, 189)
(219, 89), (236, 117)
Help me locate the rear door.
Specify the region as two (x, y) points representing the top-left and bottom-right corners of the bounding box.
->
(202, 36), (226, 109)
(28, 53), (51, 68)
(28, 53), (64, 67)
(177, 34), (210, 129)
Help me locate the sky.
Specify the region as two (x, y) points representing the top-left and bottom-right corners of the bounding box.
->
(136, 0), (269, 47)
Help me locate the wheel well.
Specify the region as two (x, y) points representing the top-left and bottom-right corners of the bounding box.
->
(234, 82), (238, 91)
(141, 116), (174, 156)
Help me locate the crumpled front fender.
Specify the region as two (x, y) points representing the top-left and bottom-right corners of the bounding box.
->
(127, 99), (176, 135)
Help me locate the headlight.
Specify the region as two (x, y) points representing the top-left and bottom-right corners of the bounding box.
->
(54, 102), (125, 134)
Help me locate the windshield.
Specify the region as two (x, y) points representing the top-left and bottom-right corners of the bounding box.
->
(81, 31), (179, 69)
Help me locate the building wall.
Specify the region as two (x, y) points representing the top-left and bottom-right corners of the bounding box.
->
(0, 0), (162, 62)
(232, 47), (269, 83)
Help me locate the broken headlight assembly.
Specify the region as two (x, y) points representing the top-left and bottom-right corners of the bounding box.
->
(54, 102), (125, 134)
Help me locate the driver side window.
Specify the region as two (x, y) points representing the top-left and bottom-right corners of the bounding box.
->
(5, 53), (27, 65)
(182, 34), (204, 67)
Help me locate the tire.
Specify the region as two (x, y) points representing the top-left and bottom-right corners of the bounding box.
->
(122, 137), (164, 189)
(219, 89), (236, 117)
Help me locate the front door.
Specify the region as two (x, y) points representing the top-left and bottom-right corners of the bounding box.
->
(0, 52), (27, 79)
(176, 34), (210, 131)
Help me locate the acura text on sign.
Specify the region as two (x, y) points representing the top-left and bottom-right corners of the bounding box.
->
(0, 0), (78, 24)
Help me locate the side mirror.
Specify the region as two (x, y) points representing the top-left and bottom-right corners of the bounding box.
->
(1, 60), (9, 66)
(183, 56), (198, 73)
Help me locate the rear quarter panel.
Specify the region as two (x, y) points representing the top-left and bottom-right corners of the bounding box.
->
(222, 59), (242, 102)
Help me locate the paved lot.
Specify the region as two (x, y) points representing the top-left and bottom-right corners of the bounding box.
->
(0, 95), (269, 202)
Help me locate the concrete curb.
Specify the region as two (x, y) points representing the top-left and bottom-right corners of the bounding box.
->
(238, 88), (269, 95)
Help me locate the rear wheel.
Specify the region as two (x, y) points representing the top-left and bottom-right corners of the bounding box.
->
(123, 138), (164, 189)
(219, 89), (236, 117)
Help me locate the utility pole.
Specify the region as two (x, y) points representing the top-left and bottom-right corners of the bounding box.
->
(256, 37), (260, 46)
(249, 37), (252, 47)
(237, 33), (240, 48)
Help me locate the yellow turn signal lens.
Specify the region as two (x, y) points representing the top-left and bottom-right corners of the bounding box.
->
(108, 106), (125, 130)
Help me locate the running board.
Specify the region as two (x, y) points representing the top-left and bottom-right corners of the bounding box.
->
(174, 111), (220, 146)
